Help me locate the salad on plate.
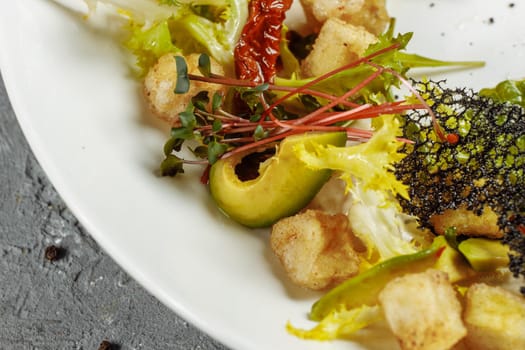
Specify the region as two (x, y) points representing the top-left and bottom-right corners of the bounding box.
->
(51, 0), (525, 349)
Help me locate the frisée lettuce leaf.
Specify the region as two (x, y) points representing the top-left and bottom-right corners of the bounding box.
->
(295, 116), (431, 261)
(294, 116), (408, 199)
(84, 0), (248, 73)
(286, 305), (382, 340)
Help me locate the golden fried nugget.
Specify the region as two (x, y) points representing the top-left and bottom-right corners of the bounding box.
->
(300, 0), (389, 36)
(429, 205), (502, 239)
(271, 209), (362, 290)
(463, 283), (525, 350)
(379, 269), (467, 350)
(143, 53), (226, 126)
(301, 18), (377, 77)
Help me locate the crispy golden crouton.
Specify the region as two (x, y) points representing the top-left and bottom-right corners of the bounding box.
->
(463, 283), (525, 350)
(270, 209), (362, 290)
(429, 205), (502, 239)
(143, 53), (226, 126)
(301, 18), (377, 77)
(300, 0), (389, 36)
(378, 269), (467, 350)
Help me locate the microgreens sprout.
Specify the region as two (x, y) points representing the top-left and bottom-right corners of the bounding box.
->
(161, 40), (483, 179)
(174, 56), (190, 93)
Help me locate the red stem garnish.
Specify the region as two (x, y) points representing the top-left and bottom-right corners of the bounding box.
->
(200, 165), (211, 184)
(181, 43), (442, 164)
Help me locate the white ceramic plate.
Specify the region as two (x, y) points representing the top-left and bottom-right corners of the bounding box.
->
(0, 1), (523, 349)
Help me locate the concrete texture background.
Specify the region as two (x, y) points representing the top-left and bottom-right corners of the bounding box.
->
(0, 73), (229, 349)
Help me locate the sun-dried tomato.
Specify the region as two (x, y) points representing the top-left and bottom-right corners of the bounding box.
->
(234, 0), (293, 83)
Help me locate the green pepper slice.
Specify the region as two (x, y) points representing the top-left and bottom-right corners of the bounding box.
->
(310, 243), (446, 321)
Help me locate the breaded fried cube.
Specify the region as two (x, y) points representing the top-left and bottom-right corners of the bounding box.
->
(301, 18), (377, 77)
(378, 269), (467, 350)
(463, 283), (525, 350)
(300, 0), (389, 36)
(429, 205), (502, 239)
(270, 209), (361, 290)
(143, 53), (226, 126)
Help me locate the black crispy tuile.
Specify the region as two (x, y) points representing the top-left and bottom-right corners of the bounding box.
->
(394, 80), (525, 295)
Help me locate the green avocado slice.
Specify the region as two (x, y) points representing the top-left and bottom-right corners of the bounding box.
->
(209, 132), (347, 228)
(458, 238), (510, 272)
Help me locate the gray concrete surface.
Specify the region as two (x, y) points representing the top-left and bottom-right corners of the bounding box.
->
(0, 73), (230, 349)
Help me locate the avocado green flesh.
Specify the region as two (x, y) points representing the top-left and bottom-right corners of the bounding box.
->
(431, 236), (474, 283)
(209, 132), (347, 228)
(458, 238), (510, 271)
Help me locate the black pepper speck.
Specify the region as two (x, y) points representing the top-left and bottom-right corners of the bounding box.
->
(44, 245), (65, 261)
(98, 340), (116, 350)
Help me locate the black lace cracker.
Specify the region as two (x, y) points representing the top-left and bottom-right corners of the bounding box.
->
(394, 80), (525, 295)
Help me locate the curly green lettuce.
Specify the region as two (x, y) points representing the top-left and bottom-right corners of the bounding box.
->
(294, 116), (408, 198)
(84, 0), (248, 73)
(295, 116), (430, 261)
(480, 79), (525, 108)
(286, 305), (382, 340)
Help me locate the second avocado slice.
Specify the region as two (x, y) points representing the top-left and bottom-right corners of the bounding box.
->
(209, 132), (347, 228)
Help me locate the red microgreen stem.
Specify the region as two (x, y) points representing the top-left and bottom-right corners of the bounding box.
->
(260, 42), (402, 119)
(181, 159), (209, 165)
(180, 43), (437, 164)
(289, 67), (385, 128)
(316, 102), (426, 123)
(366, 61), (448, 142)
(188, 73), (360, 110)
(258, 64), (386, 136)
(310, 104), (373, 125)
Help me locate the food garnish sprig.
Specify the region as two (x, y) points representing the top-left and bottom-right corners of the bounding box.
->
(160, 42), (479, 181)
